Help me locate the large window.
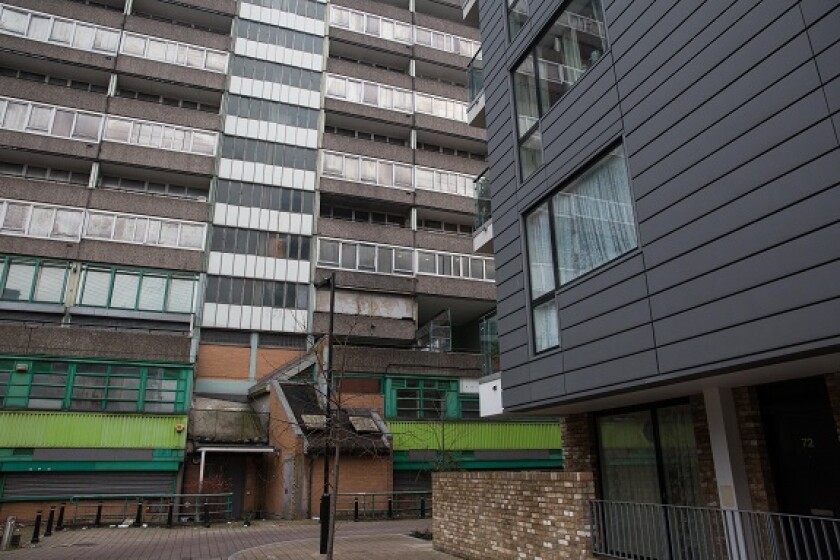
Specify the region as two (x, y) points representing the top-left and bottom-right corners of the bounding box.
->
(77, 265), (198, 314)
(513, 0), (607, 180)
(525, 146), (636, 352)
(0, 358), (190, 413)
(0, 256), (68, 304)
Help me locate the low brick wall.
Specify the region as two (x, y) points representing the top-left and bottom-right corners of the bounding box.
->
(433, 471), (596, 560)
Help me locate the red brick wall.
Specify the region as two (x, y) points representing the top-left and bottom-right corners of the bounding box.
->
(562, 413), (599, 492)
(733, 386), (777, 512)
(196, 344), (302, 381)
(309, 454), (392, 517)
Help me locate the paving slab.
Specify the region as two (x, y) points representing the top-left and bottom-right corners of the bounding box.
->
(0, 519), (442, 560)
(231, 534), (457, 560)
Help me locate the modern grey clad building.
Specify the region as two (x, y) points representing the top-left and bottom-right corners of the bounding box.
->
(477, 0), (840, 556)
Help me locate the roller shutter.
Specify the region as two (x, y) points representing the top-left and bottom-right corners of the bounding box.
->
(2, 471), (175, 499)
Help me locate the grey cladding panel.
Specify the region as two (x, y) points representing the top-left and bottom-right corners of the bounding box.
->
(564, 350), (659, 395)
(562, 325), (656, 372)
(638, 125), (838, 245)
(559, 273), (649, 326)
(653, 259), (840, 347)
(633, 91), (831, 221)
(528, 350), (563, 381)
(804, 4), (840, 53)
(561, 299), (653, 349)
(646, 185), (840, 294)
(656, 298), (840, 374)
(649, 221), (840, 321)
(628, 34), (818, 176)
(641, 140), (840, 269)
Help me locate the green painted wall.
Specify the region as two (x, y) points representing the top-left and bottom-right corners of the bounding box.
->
(0, 411), (188, 449)
(388, 420), (562, 451)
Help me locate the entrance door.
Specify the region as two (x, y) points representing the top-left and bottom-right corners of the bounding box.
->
(759, 377), (840, 518)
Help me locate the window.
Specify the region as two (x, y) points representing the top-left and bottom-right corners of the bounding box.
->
(386, 378), (458, 419)
(0, 257), (68, 303)
(524, 146), (635, 352)
(513, 0), (607, 180)
(460, 396), (480, 419)
(507, 0), (530, 39)
(211, 227), (310, 260)
(0, 358), (189, 413)
(77, 265), (198, 313)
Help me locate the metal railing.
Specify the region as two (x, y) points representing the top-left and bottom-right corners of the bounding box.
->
(473, 170), (491, 230)
(335, 491), (431, 521)
(63, 494), (233, 527)
(467, 49), (484, 108)
(590, 500), (840, 560)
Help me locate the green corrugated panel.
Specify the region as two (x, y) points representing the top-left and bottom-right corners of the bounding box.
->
(388, 421), (562, 451)
(0, 411), (187, 449)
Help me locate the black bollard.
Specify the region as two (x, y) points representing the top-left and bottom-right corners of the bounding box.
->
(44, 506), (55, 536)
(94, 501), (103, 527)
(387, 497), (393, 519)
(353, 497), (359, 522)
(166, 498), (174, 528)
(420, 497), (426, 519)
(31, 511), (42, 544)
(133, 500), (143, 527)
(203, 502), (210, 528)
(56, 503), (65, 531)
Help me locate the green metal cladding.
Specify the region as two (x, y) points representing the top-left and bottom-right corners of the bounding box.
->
(387, 420), (563, 451)
(0, 411), (188, 449)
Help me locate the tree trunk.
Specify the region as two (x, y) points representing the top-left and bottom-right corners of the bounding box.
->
(326, 444), (340, 559)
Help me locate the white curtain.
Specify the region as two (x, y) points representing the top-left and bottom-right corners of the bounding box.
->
(526, 203), (555, 297)
(552, 148), (636, 284)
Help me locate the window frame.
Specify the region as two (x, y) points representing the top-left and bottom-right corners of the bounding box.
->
(511, 0), (609, 181)
(523, 143), (636, 354)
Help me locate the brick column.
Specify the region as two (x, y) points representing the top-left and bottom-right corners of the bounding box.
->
(562, 413), (599, 474)
(826, 373), (840, 444)
(733, 386), (777, 512)
(690, 394), (719, 507)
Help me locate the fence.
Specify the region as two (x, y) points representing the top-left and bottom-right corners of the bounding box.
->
(335, 491), (431, 521)
(590, 500), (840, 560)
(63, 493), (233, 527)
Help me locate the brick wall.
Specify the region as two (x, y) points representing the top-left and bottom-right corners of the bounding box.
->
(826, 373), (840, 444)
(690, 394), (720, 507)
(196, 344), (302, 381)
(562, 413), (598, 485)
(196, 344), (251, 380)
(733, 386), (777, 512)
(433, 471), (596, 560)
(309, 454), (392, 516)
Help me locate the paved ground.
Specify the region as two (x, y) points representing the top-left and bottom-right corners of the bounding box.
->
(1, 519), (455, 560)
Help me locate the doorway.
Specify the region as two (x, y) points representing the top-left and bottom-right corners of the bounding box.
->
(759, 376), (840, 518)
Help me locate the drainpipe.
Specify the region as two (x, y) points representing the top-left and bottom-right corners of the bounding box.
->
(198, 449), (207, 493)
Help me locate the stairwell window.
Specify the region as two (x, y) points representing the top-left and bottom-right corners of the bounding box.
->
(525, 145), (636, 352)
(513, 0), (608, 180)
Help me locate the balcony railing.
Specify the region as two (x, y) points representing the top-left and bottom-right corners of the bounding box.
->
(479, 312), (499, 376)
(590, 500), (840, 560)
(473, 170), (491, 230)
(467, 50), (484, 107)
(389, 420), (563, 451)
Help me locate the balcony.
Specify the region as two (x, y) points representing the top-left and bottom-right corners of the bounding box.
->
(188, 407), (268, 444)
(472, 170), (493, 254)
(466, 50), (485, 127)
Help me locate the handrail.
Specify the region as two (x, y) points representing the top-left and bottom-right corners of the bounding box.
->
(590, 499), (840, 560)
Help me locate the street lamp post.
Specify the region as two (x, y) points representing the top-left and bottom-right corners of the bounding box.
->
(315, 272), (336, 555)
